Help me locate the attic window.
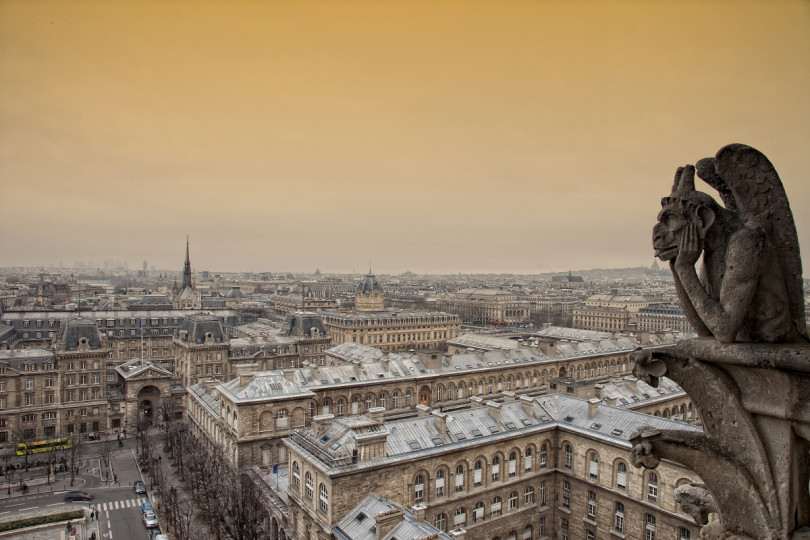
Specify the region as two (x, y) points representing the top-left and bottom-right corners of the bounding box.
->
(488, 426), (500, 434)
(431, 437), (443, 446)
(522, 419), (532, 426)
(356, 513), (367, 522)
(408, 441), (421, 451)
(505, 422), (516, 430)
(590, 423), (602, 430)
(456, 433), (467, 440)
(320, 435), (331, 443)
(471, 429), (483, 437)
(563, 415), (574, 422)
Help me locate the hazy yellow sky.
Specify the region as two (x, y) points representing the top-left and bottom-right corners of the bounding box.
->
(2, 0), (809, 275)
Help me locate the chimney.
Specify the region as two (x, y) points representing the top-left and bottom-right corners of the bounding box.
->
(204, 378), (219, 393)
(594, 383), (605, 399)
(239, 373), (253, 387)
(283, 369), (296, 382)
(416, 404), (431, 417)
(624, 375), (637, 392)
(312, 414), (334, 438)
(486, 401), (501, 423)
(368, 406), (385, 425)
(432, 411), (448, 435)
(376, 508), (403, 540)
(588, 397), (600, 419)
(501, 391), (516, 402)
(469, 396), (484, 408)
(519, 395), (535, 416)
(381, 357), (390, 371)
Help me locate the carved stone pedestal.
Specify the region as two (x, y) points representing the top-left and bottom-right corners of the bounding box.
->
(631, 339), (810, 539)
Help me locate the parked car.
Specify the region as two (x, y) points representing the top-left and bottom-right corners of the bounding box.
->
(141, 501), (153, 514)
(134, 480), (147, 494)
(64, 490), (94, 501)
(152, 533), (169, 540)
(142, 511), (158, 528)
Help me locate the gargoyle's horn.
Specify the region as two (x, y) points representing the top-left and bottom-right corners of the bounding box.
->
(671, 167), (684, 194)
(674, 165), (696, 196)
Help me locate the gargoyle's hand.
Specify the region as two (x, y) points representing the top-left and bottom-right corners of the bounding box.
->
(675, 221), (702, 269)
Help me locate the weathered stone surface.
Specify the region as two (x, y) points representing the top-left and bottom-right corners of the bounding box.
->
(633, 144), (810, 539)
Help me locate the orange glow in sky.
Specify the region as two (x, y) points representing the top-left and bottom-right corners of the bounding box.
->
(2, 1), (809, 274)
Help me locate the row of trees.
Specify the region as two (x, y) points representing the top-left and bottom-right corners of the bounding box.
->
(140, 402), (268, 540)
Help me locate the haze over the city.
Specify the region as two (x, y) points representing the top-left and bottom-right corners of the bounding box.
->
(2, 1), (809, 275)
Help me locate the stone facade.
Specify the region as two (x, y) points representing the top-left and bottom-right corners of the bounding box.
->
(285, 395), (701, 540)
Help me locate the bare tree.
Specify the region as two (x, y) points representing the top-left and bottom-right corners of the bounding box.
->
(1, 452), (13, 495)
(62, 435), (84, 487)
(98, 436), (114, 484)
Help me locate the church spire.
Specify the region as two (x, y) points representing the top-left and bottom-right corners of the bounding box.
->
(182, 235), (192, 289)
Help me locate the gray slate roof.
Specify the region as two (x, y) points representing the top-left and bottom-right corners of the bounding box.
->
(333, 493), (450, 540)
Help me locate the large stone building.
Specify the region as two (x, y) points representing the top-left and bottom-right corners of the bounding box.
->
(572, 294), (661, 333)
(0, 317), (174, 448)
(284, 394), (702, 540)
(185, 332), (693, 470)
(636, 304), (693, 334)
(320, 271), (462, 353)
(435, 288), (531, 325)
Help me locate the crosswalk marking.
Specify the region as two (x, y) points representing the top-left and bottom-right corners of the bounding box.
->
(98, 498), (146, 512)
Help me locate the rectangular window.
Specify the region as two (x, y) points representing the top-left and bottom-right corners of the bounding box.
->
(562, 480), (570, 509)
(474, 468), (482, 487)
(25, 395), (34, 406)
(540, 480), (546, 506)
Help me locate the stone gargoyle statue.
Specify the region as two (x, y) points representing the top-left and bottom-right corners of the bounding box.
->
(630, 144), (810, 539)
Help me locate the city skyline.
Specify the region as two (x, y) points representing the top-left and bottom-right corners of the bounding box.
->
(2, 1), (809, 275)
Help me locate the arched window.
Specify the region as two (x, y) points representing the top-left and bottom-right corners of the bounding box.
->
(540, 443), (547, 467)
(405, 390), (412, 406)
(305, 472), (313, 500)
(414, 474), (425, 503)
(508, 491), (518, 510)
(322, 399), (330, 415)
(589, 451), (599, 480)
(491, 455), (500, 482)
(454, 507), (467, 527)
(435, 385), (443, 402)
(491, 496), (502, 516)
(524, 447), (533, 472)
(291, 462), (300, 489)
(366, 394), (373, 411)
(474, 460), (483, 487)
(319, 483), (329, 512)
(392, 391), (399, 408)
(448, 383), (455, 400)
(647, 471), (658, 502)
(379, 393), (386, 409)
(508, 451), (517, 477)
(524, 486), (535, 503)
(434, 513), (447, 532)
(337, 399), (345, 416)
(522, 525), (533, 540)
(564, 444), (573, 469)
(435, 469), (445, 498)
(487, 379), (494, 394)
(277, 409), (289, 428)
(617, 461), (627, 490)
(473, 501), (485, 522)
(455, 464), (465, 492)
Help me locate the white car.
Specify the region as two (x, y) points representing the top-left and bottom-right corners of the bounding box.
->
(142, 511), (158, 528)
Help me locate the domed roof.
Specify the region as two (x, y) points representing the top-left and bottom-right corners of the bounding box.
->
(357, 273), (383, 294)
(224, 286), (244, 298)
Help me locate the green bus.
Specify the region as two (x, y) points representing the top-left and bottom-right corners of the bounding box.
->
(16, 436), (72, 456)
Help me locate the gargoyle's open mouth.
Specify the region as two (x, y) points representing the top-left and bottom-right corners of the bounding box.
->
(654, 245), (679, 261)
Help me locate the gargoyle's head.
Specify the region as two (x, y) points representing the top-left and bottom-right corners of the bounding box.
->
(653, 165), (717, 261)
